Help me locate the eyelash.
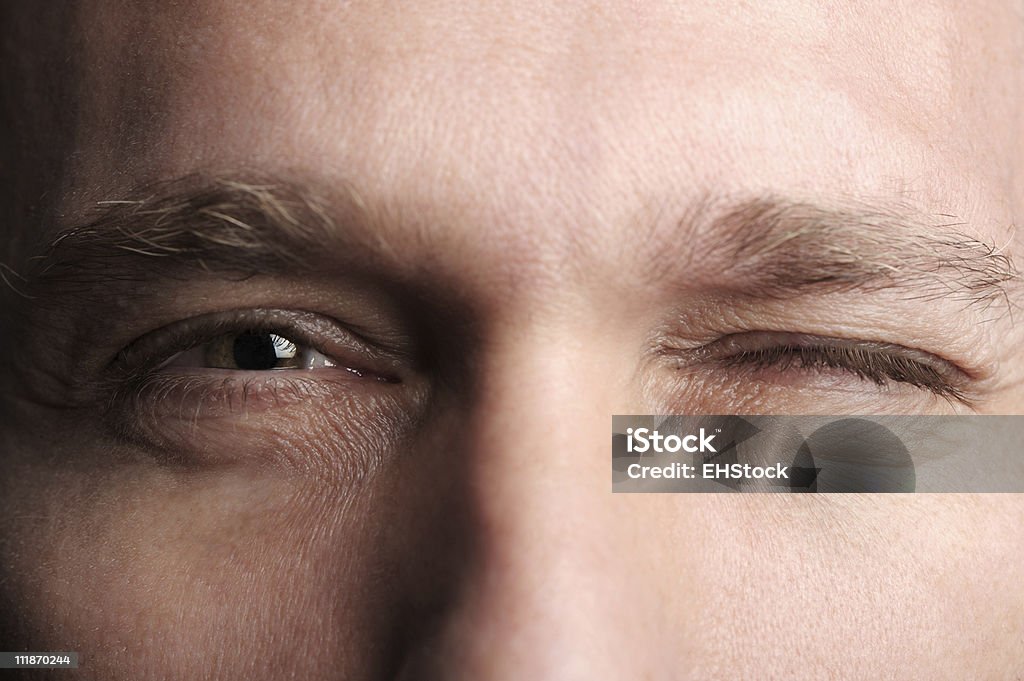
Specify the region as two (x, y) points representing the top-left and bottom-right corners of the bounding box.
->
(722, 343), (966, 401)
(658, 331), (970, 403)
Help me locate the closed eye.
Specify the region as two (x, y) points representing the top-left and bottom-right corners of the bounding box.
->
(666, 332), (972, 404)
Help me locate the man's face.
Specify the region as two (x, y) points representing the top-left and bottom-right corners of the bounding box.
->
(2, 1), (1023, 678)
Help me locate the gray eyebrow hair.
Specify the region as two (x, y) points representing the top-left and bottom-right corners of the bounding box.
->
(16, 174), (1022, 317)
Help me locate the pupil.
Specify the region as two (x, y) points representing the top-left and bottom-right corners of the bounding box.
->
(232, 332), (281, 370)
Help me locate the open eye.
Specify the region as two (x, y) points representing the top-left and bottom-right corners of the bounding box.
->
(164, 331), (337, 371)
(114, 309), (406, 383)
(103, 309), (419, 462)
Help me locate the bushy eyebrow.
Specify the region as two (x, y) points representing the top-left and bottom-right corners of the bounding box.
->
(15, 174), (1022, 318)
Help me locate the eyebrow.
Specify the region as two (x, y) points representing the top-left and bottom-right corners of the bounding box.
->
(655, 195), (1020, 314)
(16, 174), (1022, 317)
(23, 175), (370, 289)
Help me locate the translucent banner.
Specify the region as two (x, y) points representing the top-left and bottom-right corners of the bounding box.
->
(611, 416), (1024, 493)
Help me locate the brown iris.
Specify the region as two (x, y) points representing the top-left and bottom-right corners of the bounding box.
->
(204, 332), (301, 370)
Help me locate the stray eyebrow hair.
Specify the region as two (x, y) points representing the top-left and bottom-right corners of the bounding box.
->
(14, 174), (1022, 317)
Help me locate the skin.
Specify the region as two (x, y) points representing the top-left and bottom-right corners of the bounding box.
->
(2, 1), (1024, 678)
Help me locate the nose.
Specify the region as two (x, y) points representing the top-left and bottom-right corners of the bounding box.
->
(396, 323), (674, 679)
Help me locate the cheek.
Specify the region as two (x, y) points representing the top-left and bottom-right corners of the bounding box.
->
(0, 432), (472, 681)
(1, 467), (356, 678)
(658, 495), (1024, 676)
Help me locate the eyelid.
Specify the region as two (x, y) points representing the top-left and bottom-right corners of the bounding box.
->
(692, 332), (964, 371)
(660, 331), (974, 401)
(113, 309), (406, 380)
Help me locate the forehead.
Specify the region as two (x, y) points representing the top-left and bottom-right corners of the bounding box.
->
(55, 1), (1024, 252)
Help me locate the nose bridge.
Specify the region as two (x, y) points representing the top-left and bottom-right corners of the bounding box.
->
(405, 321), (663, 678)
(466, 318), (616, 549)
(468, 324), (616, 599)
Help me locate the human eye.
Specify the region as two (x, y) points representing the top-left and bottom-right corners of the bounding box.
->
(104, 309), (422, 463)
(118, 309), (403, 379)
(158, 324), (397, 377)
(658, 331), (976, 410)
(715, 332), (968, 400)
